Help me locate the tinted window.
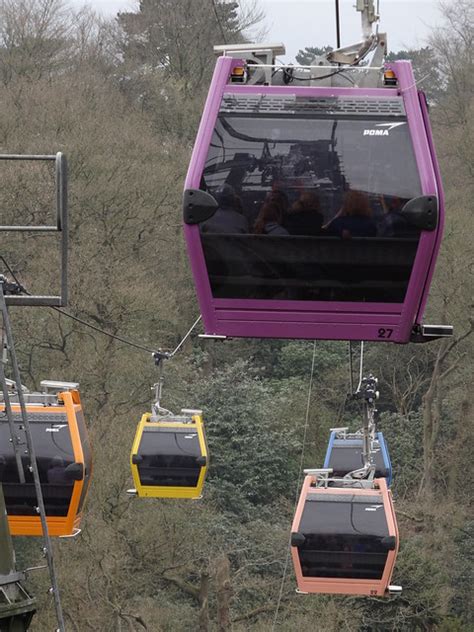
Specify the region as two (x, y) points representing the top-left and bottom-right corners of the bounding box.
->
(297, 494), (389, 580)
(200, 94), (422, 302)
(137, 427), (202, 487)
(0, 411), (75, 517)
(328, 439), (389, 479)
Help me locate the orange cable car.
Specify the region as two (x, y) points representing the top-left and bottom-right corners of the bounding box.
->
(0, 381), (92, 537)
(291, 470), (400, 597)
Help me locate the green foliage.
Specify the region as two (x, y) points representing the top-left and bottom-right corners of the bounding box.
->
(448, 521), (474, 627)
(355, 537), (448, 631)
(118, 0), (242, 90)
(272, 340), (346, 380)
(192, 359), (300, 514)
(0, 1), (473, 630)
(386, 47), (443, 104)
(379, 412), (423, 499)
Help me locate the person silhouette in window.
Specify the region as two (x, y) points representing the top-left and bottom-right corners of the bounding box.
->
(378, 194), (418, 237)
(326, 190), (377, 238)
(254, 190), (289, 235)
(47, 456), (68, 484)
(284, 191), (324, 236)
(201, 184), (249, 234)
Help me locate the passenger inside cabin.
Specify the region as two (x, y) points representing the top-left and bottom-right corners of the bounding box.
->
(254, 190), (289, 236)
(325, 190), (377, 238)
(284, 191), (324, 236)
(201, 184), (249, 234)
(47, 456), (68, 484)
(378, 194), (418, 237)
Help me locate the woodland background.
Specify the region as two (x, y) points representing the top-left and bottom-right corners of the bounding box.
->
(0, 0), (472, 630)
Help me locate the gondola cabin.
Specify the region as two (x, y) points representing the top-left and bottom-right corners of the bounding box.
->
(291, 471), (399, 596)
(130, 410), (208, 499)
(324, 430), (392, 485)
(0, 381), (92, 537)
(183, 44), (452, 343)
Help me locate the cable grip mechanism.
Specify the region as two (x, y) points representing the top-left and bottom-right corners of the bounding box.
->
(151, 350), (172, 419)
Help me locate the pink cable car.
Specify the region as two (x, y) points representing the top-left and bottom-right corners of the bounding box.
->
(290, 471), (400, 597)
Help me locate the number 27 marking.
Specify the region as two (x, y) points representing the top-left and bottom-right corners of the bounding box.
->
(378, 328), (393, 339)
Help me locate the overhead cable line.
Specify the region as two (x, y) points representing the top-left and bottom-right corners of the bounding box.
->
(0, 257), (202, 359)
(51, 307), (158, 354)
(169, 314), (202, 357)
(211, 0), (227, 44)
(271, 340), (317, 631)
(51, 308), (202, 358)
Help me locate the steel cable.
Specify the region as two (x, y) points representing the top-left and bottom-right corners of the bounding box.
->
(271, 340), (317, 630)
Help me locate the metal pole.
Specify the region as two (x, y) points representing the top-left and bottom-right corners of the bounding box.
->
(0, 484), (16, 578)
(0, 329), (25, 484)
(0, 283), (65, 632)
(0, 483), (37, 630)
(335, 0), (341, 48)
(56, 153), (68, 307)
(361, 401), (371, 471)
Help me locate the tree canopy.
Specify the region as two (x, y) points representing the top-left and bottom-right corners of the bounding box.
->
(0, 0), (472, 629)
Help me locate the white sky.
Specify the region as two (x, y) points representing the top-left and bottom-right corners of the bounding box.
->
(73, 0), (444, 62)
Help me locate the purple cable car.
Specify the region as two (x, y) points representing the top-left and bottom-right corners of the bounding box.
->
(183, 43), (451, 343)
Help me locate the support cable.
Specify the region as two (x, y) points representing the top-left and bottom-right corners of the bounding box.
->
(0, 256), (202, 360)
(169, 315), (202, 357)
(0, 281), (65, 632)
(349, 340), (354, 395)
(52, 308), (201, 359)
(149, 315), (202, 417)
(271, 341), (317, 631)
(211, 0), (227, 44)
(355, 340), (365, 394)
(51, 307), (157, 353)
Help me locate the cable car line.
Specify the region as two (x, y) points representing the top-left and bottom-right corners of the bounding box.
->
(210, 0), (227, 44)
(0, 258), (202, 359)
(271, 341), (317, 631)
(168, 315), (202, 358)
(348, 342), (355, 396)
(50, 307), (158, 354)
(355, 341), (365, 394)
(49, 308), (202, 359)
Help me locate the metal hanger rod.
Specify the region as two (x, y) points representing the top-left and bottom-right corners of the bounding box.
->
(0, 282), (65, 632)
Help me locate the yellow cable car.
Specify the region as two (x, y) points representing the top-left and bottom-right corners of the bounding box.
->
(130, 409), (208, 499)
(0, 381), (92, 537)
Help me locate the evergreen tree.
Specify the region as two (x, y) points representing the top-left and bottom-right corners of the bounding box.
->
(295, 45), (333, 65)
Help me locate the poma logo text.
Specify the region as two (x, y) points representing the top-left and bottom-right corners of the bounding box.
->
(363, 122), (406, 136)
(363, 129), (389, 136)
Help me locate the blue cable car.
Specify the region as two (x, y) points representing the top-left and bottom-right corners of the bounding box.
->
(323, 429), (392, 486)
